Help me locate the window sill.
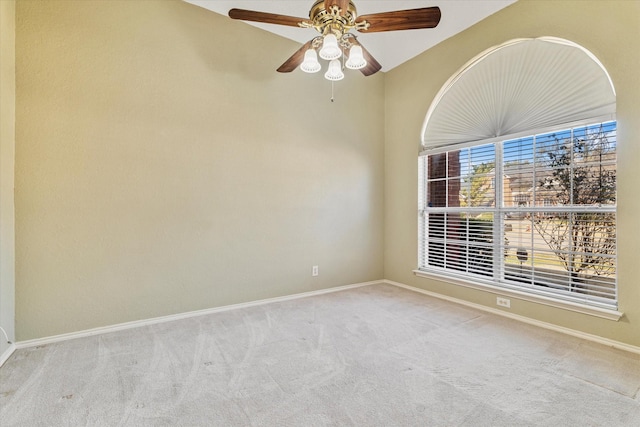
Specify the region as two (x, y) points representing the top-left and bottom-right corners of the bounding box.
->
(412, 269), (624, 321)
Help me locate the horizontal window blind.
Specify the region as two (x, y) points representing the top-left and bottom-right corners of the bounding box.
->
(418, 121), (617, 310)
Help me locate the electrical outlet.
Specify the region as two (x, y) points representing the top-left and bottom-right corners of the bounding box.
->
(312, 265), (319, 276)
(497, 297), (511, 308)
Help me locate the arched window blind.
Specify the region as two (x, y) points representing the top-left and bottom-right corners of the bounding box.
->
(421, 37), (616, 151)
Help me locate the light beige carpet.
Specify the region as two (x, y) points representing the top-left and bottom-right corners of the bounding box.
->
(1, 283), (639, 426)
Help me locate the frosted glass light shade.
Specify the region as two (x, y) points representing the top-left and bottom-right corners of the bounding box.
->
(345, 45), (367, 70)
(324, 59), (344, 81)
(300, 49), (321, 73)
(319, 34), (342, 60)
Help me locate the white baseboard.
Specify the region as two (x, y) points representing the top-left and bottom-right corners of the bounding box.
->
(10, 278), (640, 357)
(383, 279), (640, 356)
(15, 280), (383, 350)
(0, 343), (16, 368)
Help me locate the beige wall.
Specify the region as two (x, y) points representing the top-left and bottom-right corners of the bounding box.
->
(385, 0), (640, 347)
(1, 0), (16, 355)
(15, 0), (384, 340)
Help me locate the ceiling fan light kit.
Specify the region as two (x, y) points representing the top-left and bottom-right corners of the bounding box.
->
(229, 0), (441, 79)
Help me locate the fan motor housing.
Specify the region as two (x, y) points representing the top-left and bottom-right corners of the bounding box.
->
(309, 0), (358, 33)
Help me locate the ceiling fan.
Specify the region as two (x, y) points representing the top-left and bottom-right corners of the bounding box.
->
(228, 0), (441, 80)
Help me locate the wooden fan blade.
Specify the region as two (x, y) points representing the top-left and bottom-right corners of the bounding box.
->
(229, 9), (309, 28)
(277, 40), (314, 73)
(324, 0), (349, 16)
(351, 40), (382, 76)
(357, 7), (441, 32)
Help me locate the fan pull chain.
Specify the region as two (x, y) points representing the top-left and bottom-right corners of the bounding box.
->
(330, 49), (345, 103)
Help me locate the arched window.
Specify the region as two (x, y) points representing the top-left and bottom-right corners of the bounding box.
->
(417, 38), (618, 314)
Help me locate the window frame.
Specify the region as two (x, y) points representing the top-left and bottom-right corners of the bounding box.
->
(416, 118), (621, 320)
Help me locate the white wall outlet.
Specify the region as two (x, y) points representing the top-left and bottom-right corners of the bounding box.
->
(312, 265), (319, 276)
(497, 297), (511, 308)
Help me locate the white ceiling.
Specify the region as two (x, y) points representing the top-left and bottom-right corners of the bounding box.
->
(184, 1), (516, 72)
